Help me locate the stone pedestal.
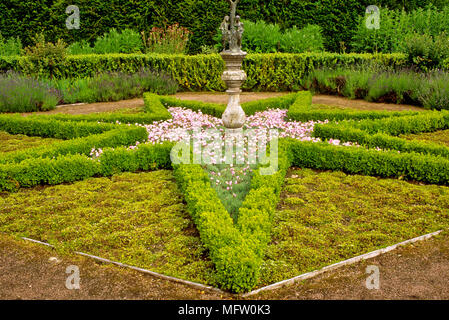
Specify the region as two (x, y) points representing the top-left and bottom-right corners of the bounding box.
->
(221, 51), (247, 129)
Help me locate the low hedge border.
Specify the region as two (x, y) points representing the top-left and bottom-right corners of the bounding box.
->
(0, 142), (173, 192)
(23, 92), (172, 126)
(0, 93), (171, 165)
(158, 90), (418, 122)
(159, 92), (301, 118)
(160, 95), (226, 118)
(286, 91), (419, 122)
(349, 111), (449, 136)
(172, 141), (291, 293)
(0, 114), (116, 139)
(0, 126), (148, 165)
(288, 139), (449, 186)
(313, 110), (449, 160)
(313, 123), (449, 160)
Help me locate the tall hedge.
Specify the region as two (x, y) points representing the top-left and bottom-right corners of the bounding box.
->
(1, 0), (447, 53)
(0, 52), (406, 92)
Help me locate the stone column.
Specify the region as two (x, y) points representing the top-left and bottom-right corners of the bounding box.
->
(221, 51), (247, 129)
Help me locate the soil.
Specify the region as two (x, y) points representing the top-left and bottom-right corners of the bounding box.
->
(0, 235), (227, 300)
(252, 232), (449, 300)
(26, 92), (424, 116)
(1, 232), (448, 300)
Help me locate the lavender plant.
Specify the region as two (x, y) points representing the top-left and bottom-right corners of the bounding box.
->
(0, 72), (61, 113)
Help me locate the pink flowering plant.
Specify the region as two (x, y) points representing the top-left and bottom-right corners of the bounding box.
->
(116, 106), (357, 217)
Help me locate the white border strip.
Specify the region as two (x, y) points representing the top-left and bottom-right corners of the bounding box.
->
(20, 237), (226, 295)
(242, 230), (443, 297)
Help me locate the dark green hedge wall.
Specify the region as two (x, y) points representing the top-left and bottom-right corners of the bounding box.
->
(1, 0), (448, 53)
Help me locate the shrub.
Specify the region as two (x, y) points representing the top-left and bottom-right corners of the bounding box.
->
(0, 33), (22, 56)
(304, 66), (449, 110)
(214, 20), (324, 54)
(93, 28), (143, 54)
(67, 40), (94, 55)
(280, 25), (324, 53)
(20, 33), (67, 79)
(365, 70), (421, 104)
(404, 32), (449, 71)
(56, 70), (178, 104)
(0, 73), (61, 112)
(143, 24), (191, 54)
(352, 6), (449, 54)
(239, 20), (283, 53)
(417, 72), (449, 110)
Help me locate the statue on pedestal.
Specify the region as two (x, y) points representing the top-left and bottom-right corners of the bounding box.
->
(220, 0), (247, 129)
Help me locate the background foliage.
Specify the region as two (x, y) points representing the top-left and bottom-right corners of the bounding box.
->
(1, 0), (447, 54)
(351, 6), (449, 53)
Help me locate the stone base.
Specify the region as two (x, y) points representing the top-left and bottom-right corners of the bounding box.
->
(222, 93), (246, 129)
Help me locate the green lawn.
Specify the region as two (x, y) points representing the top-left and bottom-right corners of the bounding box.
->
(0, 131), (62, 153)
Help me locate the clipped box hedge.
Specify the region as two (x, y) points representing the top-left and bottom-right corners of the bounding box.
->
(288, 139), (449, 185)
(313, 123), (449, 159)
(0, 53), (406, 92)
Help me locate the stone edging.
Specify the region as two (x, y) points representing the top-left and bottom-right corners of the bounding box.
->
(20, 230), (443, 298)
(241, 230), (443, 297)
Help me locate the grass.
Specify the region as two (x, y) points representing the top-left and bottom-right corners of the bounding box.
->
(258, 168), (449, 287)
(0, 171), (216, 285)
(401, 129), (449, 147)
(0, 131), (62, 153)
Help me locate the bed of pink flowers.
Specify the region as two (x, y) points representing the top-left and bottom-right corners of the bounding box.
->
(143, 107), (346, 145)
(90, 107), (359, 165)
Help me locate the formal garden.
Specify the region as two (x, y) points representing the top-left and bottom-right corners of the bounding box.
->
(1, 0), (449, 296)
